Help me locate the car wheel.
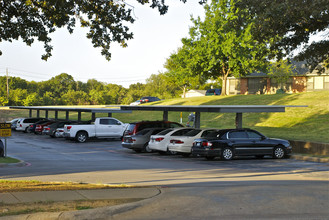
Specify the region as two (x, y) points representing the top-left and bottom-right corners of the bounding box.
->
(221, 147), (234, 160)
(76, 131), (88, 143)
(273, 146), (285, 159)
(54, 131), (60, 138)
(0, 149), (4, 157)
(24, 127), (29, 133)
(144, 143), (152, 153)
(205, 156), (215, 160)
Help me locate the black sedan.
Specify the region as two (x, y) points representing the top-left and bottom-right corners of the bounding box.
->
(191, 128), (292, 160)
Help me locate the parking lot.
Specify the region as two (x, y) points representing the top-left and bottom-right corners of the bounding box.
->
(1, 131), (329, 219)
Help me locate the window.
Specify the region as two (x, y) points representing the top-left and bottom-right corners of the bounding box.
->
(228, 131), (248, 139)
(201, 129), (217, 137)
(171, 129), (195, 136)
(246, 131), (263, 139)
(100, 119), (119, 125)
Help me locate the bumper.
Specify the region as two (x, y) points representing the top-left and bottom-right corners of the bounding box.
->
(168, 145), (192, 153)
(121, 143), (144, 150)
(191, 148), (221, 157)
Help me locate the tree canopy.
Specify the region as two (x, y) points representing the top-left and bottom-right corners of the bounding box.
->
(236, 0), (329, 71)
(166, 0), (270, 95)
(0, 0), (199, 61)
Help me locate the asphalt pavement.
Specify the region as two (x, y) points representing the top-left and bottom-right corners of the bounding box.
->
(0, 187), (161, 220)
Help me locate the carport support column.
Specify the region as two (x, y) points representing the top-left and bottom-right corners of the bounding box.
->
(37, 110), (40, 118)
(78, 111), (82, 122)
(108, 113), (112, 117)
(55, 111), (58, 120)
(194, 112), (200, 129)
(45, 110), (48, 119)
(92, 113), (96, 121)
(66, 111), (69, 120)
(29, 109), (32, 117)
(163, 111), (168, 121)
(235, 113), (242, 129)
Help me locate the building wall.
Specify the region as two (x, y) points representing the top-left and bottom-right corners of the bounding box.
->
(292, 76), (307, 93)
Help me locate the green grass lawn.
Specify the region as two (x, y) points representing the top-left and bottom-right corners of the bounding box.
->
(1, 91), (328, 143)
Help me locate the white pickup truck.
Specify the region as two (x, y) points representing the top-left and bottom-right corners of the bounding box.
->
(64, 117), (128, 143)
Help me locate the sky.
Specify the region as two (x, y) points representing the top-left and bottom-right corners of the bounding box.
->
(0, 1), (205, 88)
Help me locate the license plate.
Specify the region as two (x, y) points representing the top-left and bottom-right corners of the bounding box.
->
(196, 142), (201, 146)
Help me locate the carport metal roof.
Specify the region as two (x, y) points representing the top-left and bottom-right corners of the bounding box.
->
(120, 105), (308, 128)
(9, 106), (131, 121)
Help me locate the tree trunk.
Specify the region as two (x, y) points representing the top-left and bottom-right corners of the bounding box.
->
(220, 69), (230, 96)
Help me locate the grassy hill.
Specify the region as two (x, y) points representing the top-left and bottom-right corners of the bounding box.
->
(115, 91), (329, 143)
(1, 91), (328, 143)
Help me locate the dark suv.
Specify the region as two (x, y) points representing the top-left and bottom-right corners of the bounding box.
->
(124, 121), (183, 136)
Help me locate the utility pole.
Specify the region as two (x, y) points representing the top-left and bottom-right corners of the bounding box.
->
(6, 68), (9, 99)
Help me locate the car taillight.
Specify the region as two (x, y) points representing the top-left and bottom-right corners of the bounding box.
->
(44, 127), (50, 131)
(20, 124), (22, 127)
(170, 139), (184, 144)
(202, 141), (213, 147)
(155, 137), (164, 142)
(66, 126), (72, 130)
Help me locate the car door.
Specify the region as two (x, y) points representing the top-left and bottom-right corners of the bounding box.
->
(246, 130), (273, 155)
(96, 118), (123, 137)
(227, 130), (252, 156)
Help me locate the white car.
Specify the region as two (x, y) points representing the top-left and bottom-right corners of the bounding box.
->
(16, 118), (45, 132)
(148, 127), (195, 154)
(168, 129), (218, 157)
(130, 100), (141, 106)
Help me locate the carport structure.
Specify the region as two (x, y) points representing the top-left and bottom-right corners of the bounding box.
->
(9, 106), (131, 122)
(120, 105), (307, 129)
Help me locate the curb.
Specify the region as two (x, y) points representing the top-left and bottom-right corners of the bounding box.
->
(0, 160), (29, 168)
(291, 154), (329, 163)
(0, 187), (163, 220)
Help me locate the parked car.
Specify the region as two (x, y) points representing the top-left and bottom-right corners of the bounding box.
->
(0, 139), (4, 157)
(43, 121), (75, 137)
(130, 100), (141, 106)
(148, 127), (196, 154)
(124, 121), (183, 137)
(6, 118), (23, 130)
(16, 118), (46, 132)
(140, 96), (160, 104)
(35, 121), (56, 135)
(54, 127), (65, 138)
(205, 88), (221, 96)
(122, 128), (167, 153)
(28, 119), (52, 134)
(64, 117), (128, 143)
(192, 128), (292, 160)
(168, 129), (218, 157)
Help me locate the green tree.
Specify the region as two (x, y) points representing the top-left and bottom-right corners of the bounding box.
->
(23, 93), (42, 106)
(168, 0), (270, 95)
(237, 0), (329, 71)
(268, 60), (295, 91)
(0, 0), (197, 61)
(61, 90), (89, 105)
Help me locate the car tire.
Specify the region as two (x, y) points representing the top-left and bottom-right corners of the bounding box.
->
(273, 146), (285, 159)
(144, 143), (152, 153)
(54, 131), (61, 138)
(221, 147), (234, 160)
(24, 127), (29, 133)
(75, 131), (88, 143)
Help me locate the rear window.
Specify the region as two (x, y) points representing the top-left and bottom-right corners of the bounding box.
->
(157, 129), (173, 135)
(171, 128), (195, 136)
(184, 129), (202, 136)
(136, 129), (151, 136)
(126, 124), (136, 133)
